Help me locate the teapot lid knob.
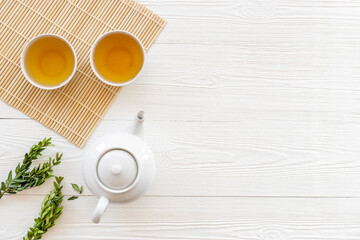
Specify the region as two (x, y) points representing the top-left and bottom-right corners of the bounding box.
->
(111, 165), (122, 175)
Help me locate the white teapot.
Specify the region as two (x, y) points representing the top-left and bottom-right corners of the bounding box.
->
(83, 111), (155, 223)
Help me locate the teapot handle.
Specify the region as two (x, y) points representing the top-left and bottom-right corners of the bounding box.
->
(92, 196), (109, 223)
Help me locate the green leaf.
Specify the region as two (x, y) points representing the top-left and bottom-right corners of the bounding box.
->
(71, 183), (80, 192)
(15, 164), (20, 174)
(68, 196), (78, 201)
(7, 171), (12, 182)
(57, 176), (64, 183)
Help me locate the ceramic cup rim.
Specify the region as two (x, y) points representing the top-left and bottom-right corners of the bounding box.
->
(21, 34), (77, 90)
(90, 30), (145, 87)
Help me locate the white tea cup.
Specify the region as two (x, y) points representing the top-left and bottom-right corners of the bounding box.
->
(90, 30), (145, 87)
(21, 34), (77, 90)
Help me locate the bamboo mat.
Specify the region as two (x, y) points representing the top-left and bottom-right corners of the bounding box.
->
(0, 0), (166, 147)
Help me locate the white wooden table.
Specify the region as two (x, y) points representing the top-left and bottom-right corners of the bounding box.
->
(1, 0), (360, 239)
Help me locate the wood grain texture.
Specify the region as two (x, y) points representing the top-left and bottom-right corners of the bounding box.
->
(1, 196), (360, 240)
(1, 0), (360, 239)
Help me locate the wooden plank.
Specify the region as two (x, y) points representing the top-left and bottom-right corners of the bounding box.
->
(0, 119), (360, 197)
(2, 39), (360, 122)
(0, 196), (360, 239)
(143, 0), (360, 44)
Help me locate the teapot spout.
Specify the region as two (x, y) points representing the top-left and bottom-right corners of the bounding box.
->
(126, 111), (144, 138)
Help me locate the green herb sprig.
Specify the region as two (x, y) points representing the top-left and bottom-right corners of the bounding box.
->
(0, 138), (62, 199)
(68, 183), (83, 200)
(23, 176), (64, 240)
(71, 183), (83, 194)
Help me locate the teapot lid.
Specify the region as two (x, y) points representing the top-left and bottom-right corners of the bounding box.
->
(97, 149), (137, 190)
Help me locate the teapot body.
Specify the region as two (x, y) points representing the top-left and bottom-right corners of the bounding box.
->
(83, 112), (155, 223)
(84, 132), (155, 203)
